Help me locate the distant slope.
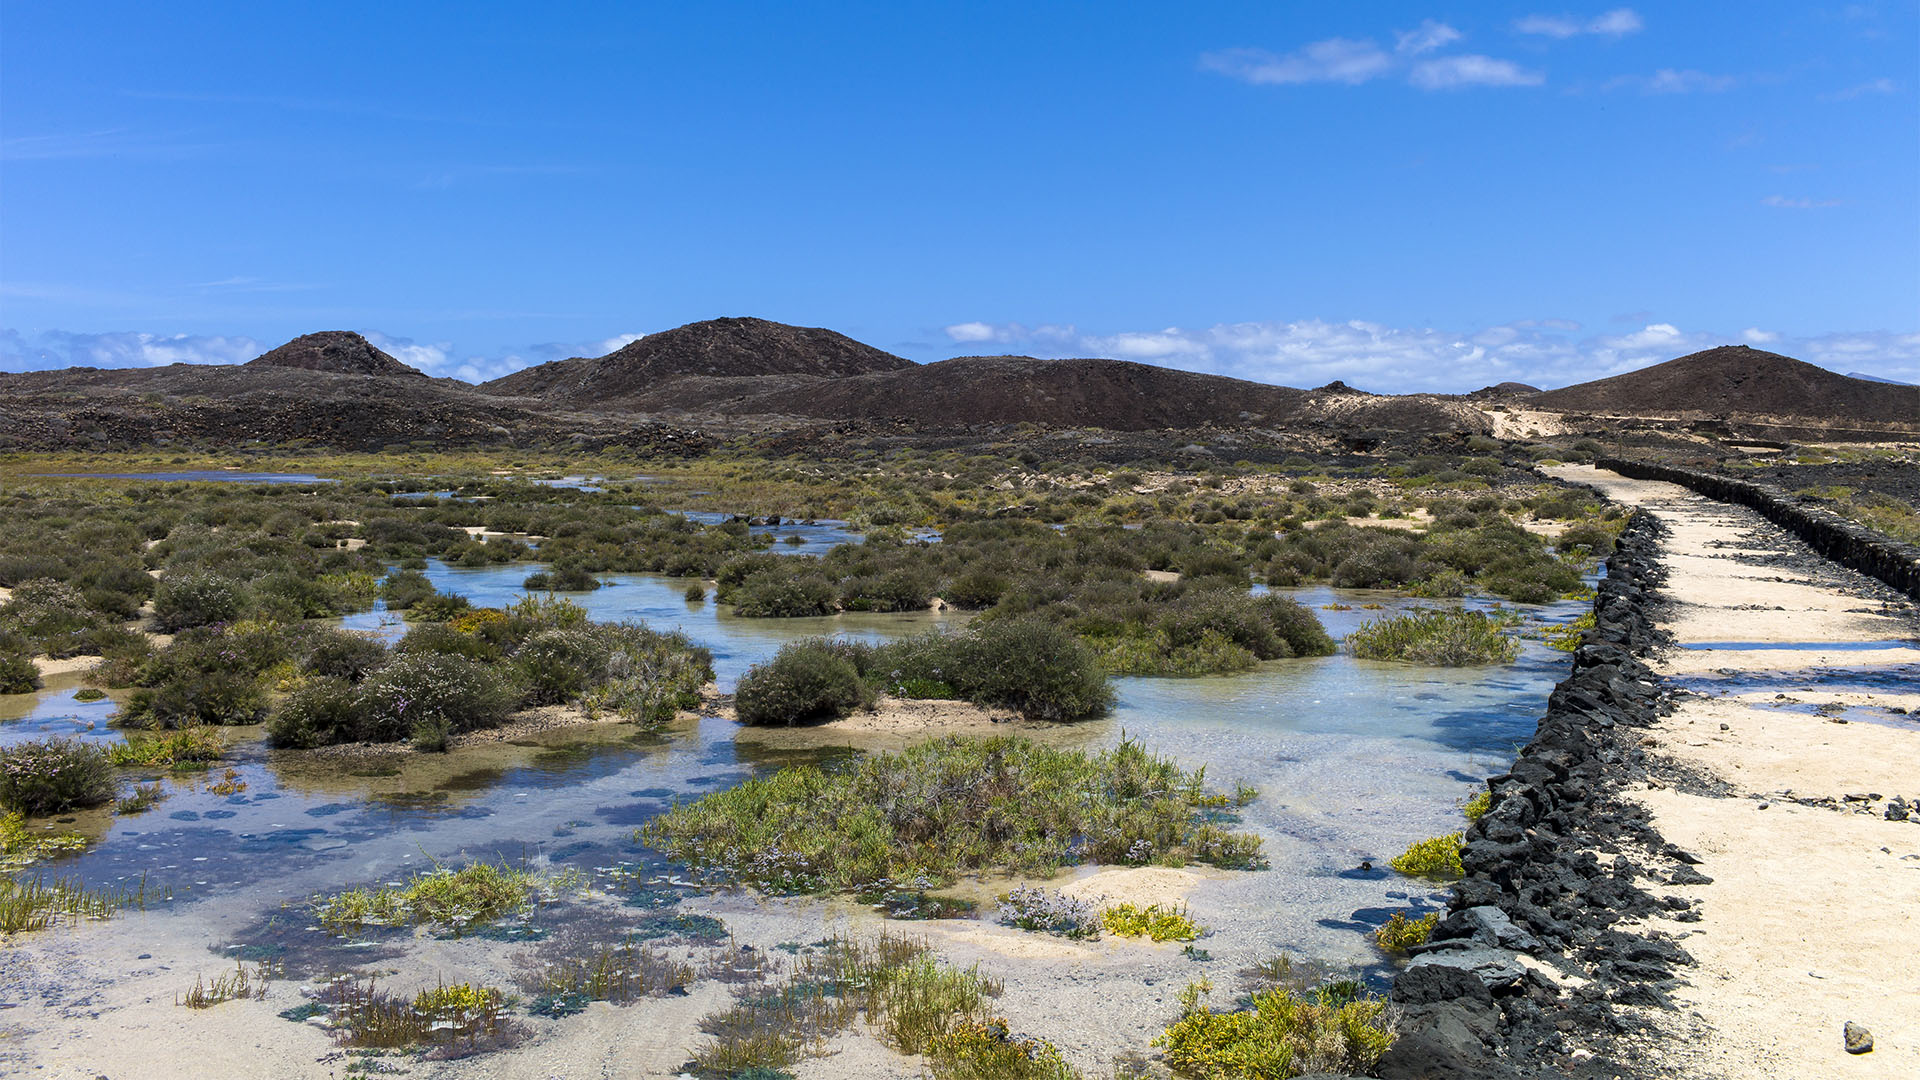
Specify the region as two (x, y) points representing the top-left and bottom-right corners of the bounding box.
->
(481, 316), (913, 404)
(1528, 345), (1920, 422)
(246, 331), (422, 377)
(727, 355), (1490, 433)
(1846, 371), (1914, 386)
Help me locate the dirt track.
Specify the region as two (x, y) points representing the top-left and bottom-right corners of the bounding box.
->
(1551, 465), (1920, 1080)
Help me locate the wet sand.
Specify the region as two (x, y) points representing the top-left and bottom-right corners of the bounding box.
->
(1551, 465), (1920, 1079)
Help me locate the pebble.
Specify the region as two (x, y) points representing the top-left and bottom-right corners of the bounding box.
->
(1843, 1021), (1873, 1054)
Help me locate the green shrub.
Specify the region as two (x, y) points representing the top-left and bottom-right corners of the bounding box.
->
(514, 627), (614, 705)
(266, 676), (364, 748)
(1374, 910), (1439, 953)
(301, 629), (389, 681)
(358, 653), (518, 748)
(0, 637), (38, 694)
(0, 738), (116, 815)
(0, 579), (114, 658)
(105, 727), (225, 768)
(732, 571), (838, 617)
(644, 735), (1263, 892)
(1346, 608), (1519, 666)
(119, 670), (268, 729)
(1101, 902), (1203, 942)
(1154, 979), (1394, 1078)
(1462, 789), (1493, 822)
(378, 568), (436, 610)
(153, 571), (246, 632)
(734, 638), (872, 726)
(1389, 833), (1464, 879)
(940, 619), (1113, 722)
(522, 563), (601, 591)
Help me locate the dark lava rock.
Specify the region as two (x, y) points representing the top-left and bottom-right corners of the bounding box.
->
(247, 330), (424, 377)
(1405, 947), (1526, 992)
(1845, 1021), (1874, 1054)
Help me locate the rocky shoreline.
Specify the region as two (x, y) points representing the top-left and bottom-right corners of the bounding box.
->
(1371, 511), (1704, 1080)
(1596, 457), (1920, 601)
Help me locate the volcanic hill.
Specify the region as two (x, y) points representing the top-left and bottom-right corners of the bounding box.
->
(1528, 345), (1920, 423)
(245, 330), (423, 378)
(480, 316), (914, 405)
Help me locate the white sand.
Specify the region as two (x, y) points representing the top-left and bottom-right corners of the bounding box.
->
(1550, 465), (1920, 1079)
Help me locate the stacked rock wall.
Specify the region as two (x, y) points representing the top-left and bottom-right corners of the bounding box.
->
(1596, 457), (1920, 600)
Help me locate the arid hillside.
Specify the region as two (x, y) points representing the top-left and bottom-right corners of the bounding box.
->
(1528, 345), (1920, 423)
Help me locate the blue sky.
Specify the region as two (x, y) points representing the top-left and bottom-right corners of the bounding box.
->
(2, 2), (1915, 389)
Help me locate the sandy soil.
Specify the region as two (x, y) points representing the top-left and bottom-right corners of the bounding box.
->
(1550, 465), (1920, 1079)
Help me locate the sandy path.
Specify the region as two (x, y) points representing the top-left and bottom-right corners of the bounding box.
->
(1549, 465), (1920, 1079)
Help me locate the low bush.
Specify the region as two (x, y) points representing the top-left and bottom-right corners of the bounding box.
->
(1389, 833), (1464, 879)
(1101, 902), (1203, 942)
(301, 629), (389, 681)
(926, 1018), (1082, 1080)
(266, 676), (362, 748)
(1346, 608), (1520, 666)
(644, 735), (1263, 892)
(0, 738), (116, 815)
(314, 861), (544, 935)
(733, 638), (872, 726)
(357, 653), (518, 748)
(1374, 909), (1439, 953)
(105, 727), (225, 768)
(521, 563), (601, 591)
(892, 620), (1113, 722)
(997, 886), (1102, 939)
(119, 670), (268, 729)
(0, 579), (118, 658)
(0, 634), (38, 694)
(1154, 978), (1394, 1078)
(153, 571), (246, 632)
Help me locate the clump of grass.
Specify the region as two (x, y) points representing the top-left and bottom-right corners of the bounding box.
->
(106, 726), (225, 768)
(693, 932), (1002, 1075)
(514, 934), (697, 1007)
(320, 978), (521, 1055)
(0, 809), (89, 871)
(1100, 902), (1203, 943)
(1541, 611), (1595, 652)
(1389, 834), (1464, 880)
(1462, 789), (1493, 823)
(314, 861), (546, 936)
(179, 961), (269, 1008)
(0, 737), (116, 815)
(1346, 608), (1520, 666)
(926, 1018), (1083, 1080)
(997, 886), (1102, 939)
(0, 874), (154, 933)
(206, 768), (248, 796)
(1374, 910), (1440, 953)
(114, 781), (169, 816)
(643, 735), (1264, 893)
(73, 687), (107, 702)
(1153, 977), (1394, 1078)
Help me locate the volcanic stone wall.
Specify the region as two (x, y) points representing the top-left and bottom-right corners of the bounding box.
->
(1376, 512), (1694, 1080)
(1597, 457), (1920, 601)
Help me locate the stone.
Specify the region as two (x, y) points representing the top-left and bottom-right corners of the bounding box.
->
(1844, 1021), (1873, 1054)
(1392, 962), (1492, 1005)
(1435, 905), (1542, 952)
(1406, 947), (1526, 991)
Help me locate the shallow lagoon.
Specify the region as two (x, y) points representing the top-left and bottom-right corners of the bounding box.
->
(0, 557), (1588, 1070)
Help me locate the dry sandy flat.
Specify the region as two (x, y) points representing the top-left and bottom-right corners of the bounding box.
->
(1550, 465), (1920, 1079)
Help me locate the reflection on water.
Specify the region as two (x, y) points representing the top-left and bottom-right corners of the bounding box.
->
(0, 557), (1592, 973)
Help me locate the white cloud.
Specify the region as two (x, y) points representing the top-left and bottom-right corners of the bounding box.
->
(1200, 39), (1394, 86)
(1410, 55), (1544, 89)
(0, 329), (263, 371)
(944, 321), (999, 343)
(1822, 77), (1896, 101)
(1515, 8), (1643, 38)
(1761, 195), (1844, 209)
(1396, 20), (1463, 56)
(1641, 68), (1736, 94)
(931, 319), (1920, 391)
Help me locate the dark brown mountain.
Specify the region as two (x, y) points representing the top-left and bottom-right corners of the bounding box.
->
(725, 355), (1490, 433)
(246, 330), (423, 377)
(480, 316), (914, 405)
(1528, 345), (1920, 423)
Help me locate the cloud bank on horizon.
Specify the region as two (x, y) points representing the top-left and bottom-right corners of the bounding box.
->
(5, 318), (1915, 394)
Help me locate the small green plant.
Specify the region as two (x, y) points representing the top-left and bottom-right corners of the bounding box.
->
(1541, 611), (1595, 652)
(1101, 902), (1203, 942)
(1389, 833), (1464, 879)
(1374, 910), (1439, 953)
(0, 810), (89, 871)
(1154, 978), (1395, 1078)
(515, 935), (697, 1006)
(1462, 789), (1493, 823)
(179, 961), (269, 1008)
(0, 738), (116, 815)
(106, 726), (225, 768)
(320, 977), (520, 1052)
(997, 886), (1102, 939)
(1346, 608), (1520, 666)
(926, 1017), (1083, 1079)
(114, 781), (169, 815)
(313, 861), (545, 935)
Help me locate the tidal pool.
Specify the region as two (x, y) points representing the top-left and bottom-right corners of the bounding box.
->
(0, 560), (1589, 1072)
